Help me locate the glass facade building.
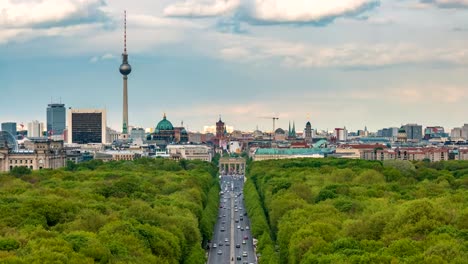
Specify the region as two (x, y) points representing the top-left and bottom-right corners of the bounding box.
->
(67, 109), (106, 144)
(1, 122), (17, 137)
(47, 104), (66, 136)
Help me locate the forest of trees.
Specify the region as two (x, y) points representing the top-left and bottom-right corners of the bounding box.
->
(0, 158), (219, 263)
(244, 158), (468, 264)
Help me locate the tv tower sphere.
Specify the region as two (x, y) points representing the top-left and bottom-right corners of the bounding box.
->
(119, 62), (131, 75)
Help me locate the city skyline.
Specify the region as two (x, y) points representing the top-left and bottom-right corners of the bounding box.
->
(1, 0), (468, 131)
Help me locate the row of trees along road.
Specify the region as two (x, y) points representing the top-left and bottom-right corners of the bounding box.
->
(244, 158), (468, 264)
(0, 158), (220, 264)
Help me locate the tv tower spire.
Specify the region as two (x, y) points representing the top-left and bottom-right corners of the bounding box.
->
(119, 10), (131, 136)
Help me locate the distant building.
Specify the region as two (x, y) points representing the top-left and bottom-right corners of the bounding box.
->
(304, 121), (312, 142)
(274, 128), (286, 141)
(451, 127), (463, 139)
(47, 103), (66, 137)
(106, 127), (120, 144)
(424, 126), (447, 140)
(67, 109), (107, 144)
(362, 147), (449, 162)
(403, 124), (422, 142)
(1, 122), (17, 137)
(397, 127), (408, 143)
(167, 145), (212, 162)
(377, 127), (398, 139)
(462, 124), (468, 139)
(95, 150), (136, 161)
(0, 138), (66, 172)
(215, 116), (226, 147)
(335, 128), (347, 141)
(27, 120), (44, 137)
(252, 148), (332, 161)
(130, 128), (146, 142)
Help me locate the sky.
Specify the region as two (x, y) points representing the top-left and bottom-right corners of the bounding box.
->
(1, 0), (468, 133)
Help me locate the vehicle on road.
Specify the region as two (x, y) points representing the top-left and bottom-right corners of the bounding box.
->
(225, 238), (229, 242)
(244, 235), (248, 240)
(212, 243), (217, 248)
(246, 226), (249, 230)
(236, 244), (240, 248)
(225, 242), (230, 246)
(242, 252), (248, 257)
(237, 225), (240, 229)
(237, 256), (241, 261)
(217, 250), (222, 255)
(242, 240), (246, 245)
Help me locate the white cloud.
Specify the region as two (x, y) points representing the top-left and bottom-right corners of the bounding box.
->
(421, 0), (468, 8)
(164, 0), (378, 24)
(0, 0), (107, 28)
(164, 0), (241, 17)
(214, 35), (468, 68)
(246, 0), (377, 23)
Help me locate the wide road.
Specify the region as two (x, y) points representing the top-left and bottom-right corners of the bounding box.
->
(208, 175), (256, 264)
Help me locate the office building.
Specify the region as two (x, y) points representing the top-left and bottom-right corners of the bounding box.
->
(462, 124), (468, 139)
(403, 124), (423, 142)
(335, 127), (348, 141)
(47, 103), (66, 137)
(27, 120), (44, 137)
(1, 122), (17, 137)
(451, 127), (463, 139)
(67, 109), (107, 144)
(167, 145), (212, 162)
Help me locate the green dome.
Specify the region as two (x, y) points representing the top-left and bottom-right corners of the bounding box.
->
(156, 114), (174, 131)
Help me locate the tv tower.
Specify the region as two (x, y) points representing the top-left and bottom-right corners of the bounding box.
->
(119, 10), (131, 136)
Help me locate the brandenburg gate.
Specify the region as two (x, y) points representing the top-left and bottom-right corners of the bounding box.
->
(219, 157), (246, 175)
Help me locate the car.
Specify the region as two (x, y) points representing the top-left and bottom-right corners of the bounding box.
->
(235, 219), (239, 223)
(223, 214), (226, 217)
(222, 221), (226, 224)
(244, 235), (248, 240)
(236, 244), (241, 248)
(221, 227), (225, 232)
(242, 240), (246, 245)
(237, 256), (242, 261)
(243, 212), (247, 216)
(212, 243), (217, 248)
(242, 252), (248, 257)
(246, 226), (250, 230)
(217, 250), (222, 255)
(219, 242), (223, 246)
(225, 242), (230, 246)
(225, 238), (229, 242)
(240, 217), (243, 221)
(237, 225), (241, 229)
(235, 209), (238, 212)
(241, 227), (244, 231)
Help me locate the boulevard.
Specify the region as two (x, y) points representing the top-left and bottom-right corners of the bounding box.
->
(208, 175), (256, 264)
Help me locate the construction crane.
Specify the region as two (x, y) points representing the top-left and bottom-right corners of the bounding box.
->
(258, 116), (279, 135)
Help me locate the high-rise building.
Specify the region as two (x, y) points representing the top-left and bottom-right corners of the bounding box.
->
(403, 124), (423, 142)
(462, 124), (468, 139)
(335, 127), (348, 141)
(304, 121), (312, 141)
(27, 120), (44, 137)
(1, 122), (17, 137)
(451, 127), (463, 139)
(47, 103), (66, 137)
(67, 109), (107, 144)
(119, 11), (132, 136)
